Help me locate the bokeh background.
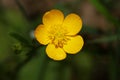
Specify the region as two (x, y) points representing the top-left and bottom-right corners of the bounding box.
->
(0, 0), (120, 80)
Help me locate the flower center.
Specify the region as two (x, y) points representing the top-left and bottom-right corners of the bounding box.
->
(48, 24), (69, 48)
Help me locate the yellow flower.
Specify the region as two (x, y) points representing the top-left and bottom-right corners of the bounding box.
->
(34, 9), (84, 60)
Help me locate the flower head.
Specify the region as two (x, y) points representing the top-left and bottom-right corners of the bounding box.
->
(34, 9), (84, 60)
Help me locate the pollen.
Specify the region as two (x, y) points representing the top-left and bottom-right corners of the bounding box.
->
(48, 24), (69, 48)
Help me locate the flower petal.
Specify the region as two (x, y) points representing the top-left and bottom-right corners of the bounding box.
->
(63, 14), (82, 35)
(43, 9), (64, 26)
(46, 44), (66, 60)
(63, 35), (84, 54)
(34, 25), (51, 45)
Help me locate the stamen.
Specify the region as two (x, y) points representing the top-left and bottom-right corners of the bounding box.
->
(48, 24), (69, 48)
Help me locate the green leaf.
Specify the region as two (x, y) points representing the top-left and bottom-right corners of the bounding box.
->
(9, 32), (30, 45)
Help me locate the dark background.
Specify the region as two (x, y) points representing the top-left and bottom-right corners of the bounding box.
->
(0, 0), (120, 80)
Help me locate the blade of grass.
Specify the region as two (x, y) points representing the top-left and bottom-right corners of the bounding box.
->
(89, 0), (120, 27)
(15, 0), (28, 17)
(89, 0), (120, 80)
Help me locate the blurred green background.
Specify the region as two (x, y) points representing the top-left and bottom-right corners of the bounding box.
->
(0, 0), (120, 80)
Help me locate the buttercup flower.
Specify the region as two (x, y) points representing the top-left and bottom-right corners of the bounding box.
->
(34, 9), (84, 60)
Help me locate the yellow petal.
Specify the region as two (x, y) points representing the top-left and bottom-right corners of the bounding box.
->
(63, 14), (82, 35)
(34, 25), (51, 45)
(43, 9), (64, 27)
(46, 44), (66, 60)
(63, 35), (84, 54)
